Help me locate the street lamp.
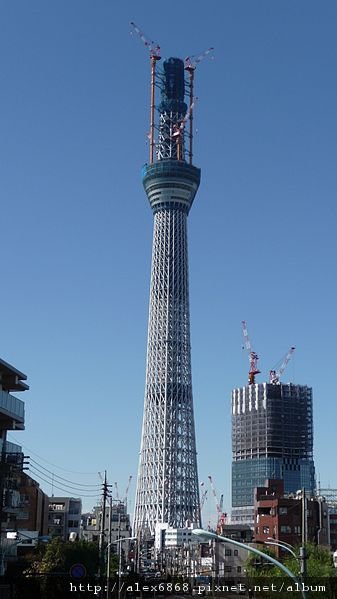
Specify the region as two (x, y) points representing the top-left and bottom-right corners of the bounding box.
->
(266, 536), (307, 582)
(192, 529), (307, 599)
(265, 539), (298, 560)
(105, 536), (136, 599)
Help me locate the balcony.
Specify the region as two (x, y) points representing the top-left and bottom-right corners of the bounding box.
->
(0, 390), (25, 429)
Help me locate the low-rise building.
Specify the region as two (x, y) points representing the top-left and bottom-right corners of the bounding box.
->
(16, 472), (49, 536)
(0, 358), (29, 574)
(254, 479), (329, 556)
(48, 497), (82, 541)
(320, 489), (337, 552)
(155, 523), (198, 552)
(82, 500), (131, 557)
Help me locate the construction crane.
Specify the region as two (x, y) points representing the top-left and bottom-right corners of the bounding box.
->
(200, 482), (208, 511)
(122, 474), (133, 512)
(130, 22), (161, 165)
(242, 320), (261, 385)
(269, 347), (295, 384)
(184, 48), (214, 164)
(208, 475), (227, 533)
(172, 98), (197, 161)
(114, 482), (119, 500)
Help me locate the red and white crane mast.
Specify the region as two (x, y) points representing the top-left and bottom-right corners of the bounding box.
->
(184, 48), (214, 164)
(130, 22), (161, 165)
(208, 475), (227, 533)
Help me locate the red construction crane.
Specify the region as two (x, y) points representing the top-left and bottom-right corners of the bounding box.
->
(130, 21), (161, 59)
(184, 48), (214, 164)
(269, 347), (296, 384)
(208, 475), (227, 533)
(242, 320), (261, 385)
(130, 22), (161, 165)
(172, 98), (197, 160)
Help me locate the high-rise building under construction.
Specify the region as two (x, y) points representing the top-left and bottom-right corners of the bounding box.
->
(231, 382), (315, 525)
(132, 30), (203, 536)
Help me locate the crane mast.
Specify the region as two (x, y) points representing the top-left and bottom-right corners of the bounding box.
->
(242, 320), (261, 385)
(185, 47), (214, 164)
(208, 475), (227, 533)
(130, 22), (161, 164)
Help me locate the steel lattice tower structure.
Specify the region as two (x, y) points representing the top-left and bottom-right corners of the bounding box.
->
(133, 56), (201, 537)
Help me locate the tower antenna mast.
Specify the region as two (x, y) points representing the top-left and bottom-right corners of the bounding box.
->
(185, 48), (214, 164)
(130, 22), (161, 164)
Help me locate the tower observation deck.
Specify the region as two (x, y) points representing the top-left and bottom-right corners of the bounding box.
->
(133, 56), (201, 537)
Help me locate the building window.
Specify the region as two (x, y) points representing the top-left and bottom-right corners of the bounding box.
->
(234, 550), (238, 556)
(279, 507), (288, 515)
(280, 525), (291, 534)
(263, 526), (270, 534)
(237, 566), (242, 573)
(225, 549), (232, 556)
(17, 511), (29, 520)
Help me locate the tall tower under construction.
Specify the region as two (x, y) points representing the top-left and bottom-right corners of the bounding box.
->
(133, 49), (201, 537)
(231, 381), (315, 525)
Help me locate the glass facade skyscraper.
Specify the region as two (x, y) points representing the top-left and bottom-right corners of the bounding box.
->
(231, 382), (315, 524)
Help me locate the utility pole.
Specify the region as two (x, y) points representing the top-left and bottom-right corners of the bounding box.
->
(99, 471), (112, 578)
(300, 489), (308, 583)
(106, 496), (112, 599)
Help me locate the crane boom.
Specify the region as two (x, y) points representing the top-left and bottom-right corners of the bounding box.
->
(208, 475), (227, 533)
(185, 47), (214, 70)
(208, 475), (220, 514)
(242, 320), (261, 385)
(269, 347), (295, 384)
(200, 489), (208, 510)
(130, 22), (161, 58)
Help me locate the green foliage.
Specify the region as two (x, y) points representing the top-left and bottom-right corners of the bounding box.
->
(107, 551), (119, 576)
(24, 538), (100, 577)
(245, 546), (278, 578)
(281, 543), (335, 578)
(245, 543), (337, 598)
(246, 543), (336, 579)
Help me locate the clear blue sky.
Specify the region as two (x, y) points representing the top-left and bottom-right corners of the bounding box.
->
(1, 1), (336, 523)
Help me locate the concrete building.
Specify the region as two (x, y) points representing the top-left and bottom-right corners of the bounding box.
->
(0, 358), (28, 574)
(82, 500), (131, 557)
(16, 472), (49, 537)
(215, 524), (253, 579)
(254, 479), (329, 556)
(320, 488), (337, 551)
(155, 523), (198, 552)
(231, 383), (315, 525)
(48, 497), (82, 541)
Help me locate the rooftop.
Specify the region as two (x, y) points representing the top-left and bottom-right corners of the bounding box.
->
(0, 358), (29, 392)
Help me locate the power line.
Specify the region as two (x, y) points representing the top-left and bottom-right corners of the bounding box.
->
(8, 435), (100, 475)
(28, 465), (101, 498)
(29, 457), (101, 488)
(28, 467), (100, 499)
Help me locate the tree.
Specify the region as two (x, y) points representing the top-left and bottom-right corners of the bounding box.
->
(24, 537), (100, 576)
(245, 544), (337, 598)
